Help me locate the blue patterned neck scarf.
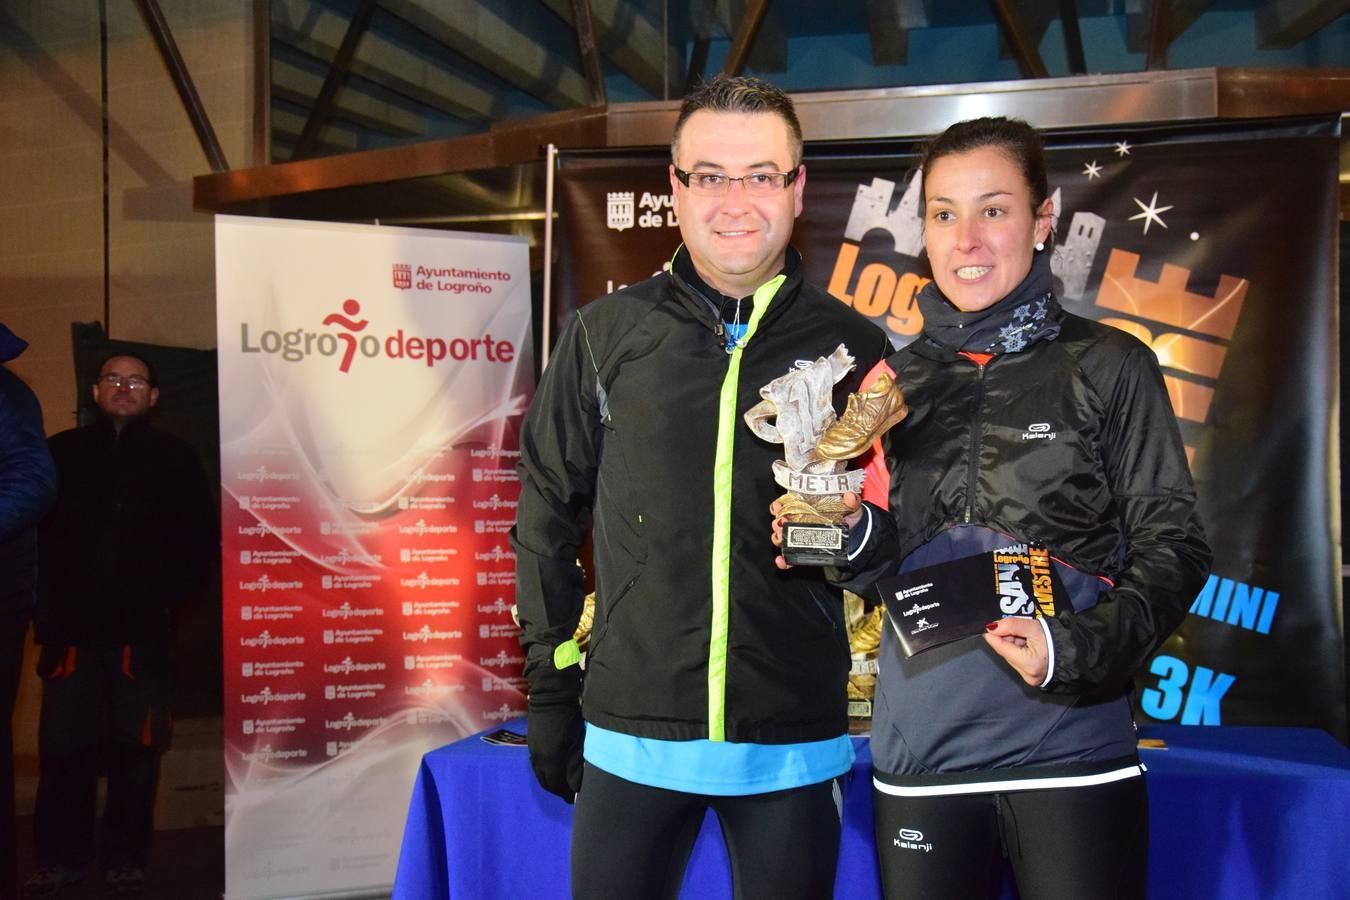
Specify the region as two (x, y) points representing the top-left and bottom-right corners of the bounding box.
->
(917, 249), (1061, 354)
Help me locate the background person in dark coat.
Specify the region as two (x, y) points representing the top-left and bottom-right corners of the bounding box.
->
(23, 353), (214, 898)
(0, 323), (57, 899)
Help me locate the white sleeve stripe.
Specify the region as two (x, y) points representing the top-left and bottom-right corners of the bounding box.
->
(1037, 614), (1055, 688)
(846, 504), (873, 562)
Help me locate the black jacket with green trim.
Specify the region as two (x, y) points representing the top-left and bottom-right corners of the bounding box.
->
(512, 247), (892, 744)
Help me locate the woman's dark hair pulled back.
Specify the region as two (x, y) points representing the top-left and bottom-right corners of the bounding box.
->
(918, 116), (1049, 216)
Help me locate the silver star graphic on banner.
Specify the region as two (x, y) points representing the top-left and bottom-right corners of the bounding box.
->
(1083, 160), (1102, 179)
(1114, 141), (1132, 156)
(1129, 192), (1173, 234)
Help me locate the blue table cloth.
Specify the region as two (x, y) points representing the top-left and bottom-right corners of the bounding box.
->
(393, 721), (1350, 899)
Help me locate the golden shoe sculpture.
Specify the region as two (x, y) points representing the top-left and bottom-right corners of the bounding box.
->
(814, 371), (909, 461)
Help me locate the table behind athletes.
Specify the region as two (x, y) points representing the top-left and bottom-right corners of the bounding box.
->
(392, 721), (1350, 899)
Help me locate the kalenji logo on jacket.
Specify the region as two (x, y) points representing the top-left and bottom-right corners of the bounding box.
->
(1022, 422), (1057, 441)
(893, 827), (932, 853)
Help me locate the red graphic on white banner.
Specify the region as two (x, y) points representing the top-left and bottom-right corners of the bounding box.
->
(216, 216), (533, 899)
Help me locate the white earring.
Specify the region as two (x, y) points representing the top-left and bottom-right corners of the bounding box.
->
(1034, 241), (1045, 252)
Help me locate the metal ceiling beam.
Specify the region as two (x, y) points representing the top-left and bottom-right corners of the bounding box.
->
(381, 0), (590, 109)
(723, 0), (771, 76)
(291, 0), (377, 161)
(273, 58), (427, 137)
(273, 107), (360, 155)
(293, 168), (525, 218)
(686, 37), (712, 91)
(1257, 0), (1350, 47)
(273, 9), (499, 123)
(196, 104), (608, 210)
(195, 68), (1350, 210)
(721, 0), (786, 73)
(1213, 66), (1350, 116)
(989, 0), (1050, 77)
(687, 0), (717, 88)
(1170, 0), (1217, 39)
(131, 0), (229, 172)
(273, 88), (422, 141)
(866, 0), (929, 67)
(1127, 0), (1217, 52)
(995, 0), (1057, 65)
(1059, 0), (1087, 74)
(866, 0), (907, 66)
(538, 0), (683, 100)
(1146, 0), (1171, 69)
(251, 0), (271, 166)
(571, 0), (607, 107)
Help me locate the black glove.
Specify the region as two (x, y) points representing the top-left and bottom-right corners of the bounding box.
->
(526, 694), (585, 803)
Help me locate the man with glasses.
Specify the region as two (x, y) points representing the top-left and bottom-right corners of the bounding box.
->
(24, 353), (213, 898)
(512, 74), (891, 898)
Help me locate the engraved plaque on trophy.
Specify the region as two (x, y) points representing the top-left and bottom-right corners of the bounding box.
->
(745, 344), (908, 566)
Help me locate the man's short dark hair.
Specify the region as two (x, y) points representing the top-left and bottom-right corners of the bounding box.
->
(671, 74), (803, 167)
(97, 351), (158, 388)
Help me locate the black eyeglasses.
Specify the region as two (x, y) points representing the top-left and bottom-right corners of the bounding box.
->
(674, 166), (801, 196)
(98, 374), (150, 390)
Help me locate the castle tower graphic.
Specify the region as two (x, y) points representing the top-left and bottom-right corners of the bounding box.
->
(1051, 206), (1106, 301)
(843, 172), (924, 258)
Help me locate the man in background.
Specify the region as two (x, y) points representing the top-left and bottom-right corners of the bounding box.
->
(0, 324), (57, 899)
(23, 353), (214, 898)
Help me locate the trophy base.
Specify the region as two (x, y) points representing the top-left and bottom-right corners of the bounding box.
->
(782, 522), (849, 567)
(847, 699), (873, 735)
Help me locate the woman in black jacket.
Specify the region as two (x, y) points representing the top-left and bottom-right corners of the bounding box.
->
(775, 117), (1211, 899)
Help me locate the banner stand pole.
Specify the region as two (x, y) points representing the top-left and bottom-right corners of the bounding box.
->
(541, 143), (558, 369)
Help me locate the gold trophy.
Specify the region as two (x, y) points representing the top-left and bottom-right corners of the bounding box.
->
(745, 345), (908, 566)
(845, 590), (884, 732)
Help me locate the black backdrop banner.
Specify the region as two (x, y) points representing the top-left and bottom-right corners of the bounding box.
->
(555, 117), (1345, 739)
